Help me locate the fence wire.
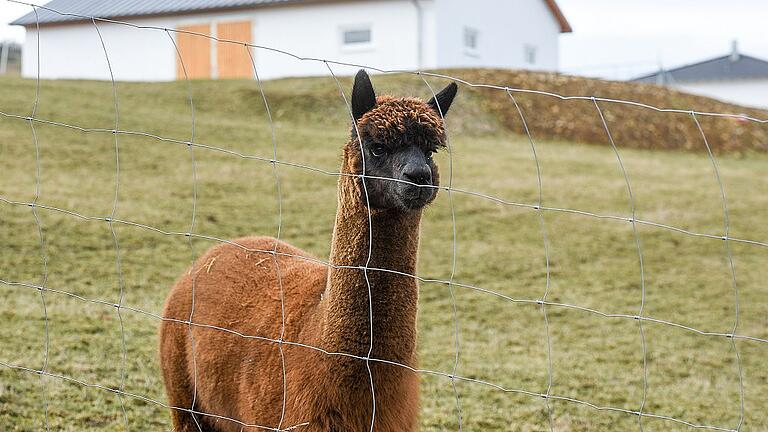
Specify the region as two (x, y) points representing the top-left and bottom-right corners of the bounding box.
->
(0, 1), (765, 432)
(508, 91), (555, 431)
(26, 5), (50, 431)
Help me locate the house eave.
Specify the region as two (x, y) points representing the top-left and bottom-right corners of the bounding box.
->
(542, 0), (572, 33)
(10, 0), (380, 28)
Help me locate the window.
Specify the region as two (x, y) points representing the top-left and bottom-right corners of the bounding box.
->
(524, 44), (537, 65)
(343, 28), (372, 45)
(464, 27), (479, 51)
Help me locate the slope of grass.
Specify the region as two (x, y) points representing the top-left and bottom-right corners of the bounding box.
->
(0, 73), (767, 431)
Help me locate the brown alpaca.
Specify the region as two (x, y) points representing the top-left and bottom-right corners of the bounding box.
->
(159, 70), (458, 432)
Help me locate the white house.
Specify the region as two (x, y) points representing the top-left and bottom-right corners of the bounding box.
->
(11, 0), (571, 81)
(632, 42), (768, 109)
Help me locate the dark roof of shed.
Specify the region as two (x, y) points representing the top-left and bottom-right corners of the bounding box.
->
(11, 0), (572, 32)
(633, 53), (768, 84)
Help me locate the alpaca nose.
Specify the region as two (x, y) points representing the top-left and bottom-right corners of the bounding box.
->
(402, 163), (432, 185)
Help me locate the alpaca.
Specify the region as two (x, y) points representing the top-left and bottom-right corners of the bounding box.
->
(159, 70), (458, 432)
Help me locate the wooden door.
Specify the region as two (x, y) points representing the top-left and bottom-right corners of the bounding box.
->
(176, 24), (211, 79)
(216, 20), (253, 79)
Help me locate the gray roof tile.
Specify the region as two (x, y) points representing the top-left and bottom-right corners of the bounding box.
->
(633, 54), (768, 83)
(10, 0), (306, 26)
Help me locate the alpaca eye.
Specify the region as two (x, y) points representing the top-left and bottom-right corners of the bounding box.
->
(370, 145), (387, 157)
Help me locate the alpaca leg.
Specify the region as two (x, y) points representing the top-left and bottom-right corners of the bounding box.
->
(170, 409), (207, 432)
(160, 320), (208, 432)
(165, 375), (209, 432)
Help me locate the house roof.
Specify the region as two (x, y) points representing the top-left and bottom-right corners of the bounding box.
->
(543, 0), (571, 33)
(10, 0), (304, 26)
(12, 0), (573, 33)
(633, 52), (768, 84)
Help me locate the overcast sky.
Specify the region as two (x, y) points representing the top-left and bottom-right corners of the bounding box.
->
(557, 0), (768, 78)
(0, 0), (40, 42)
(2, 0), (767, 80)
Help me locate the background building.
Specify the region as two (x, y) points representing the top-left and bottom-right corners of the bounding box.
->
(11, 0), (571, 81)
(0, 40), (21, 75)
(633, 42), (768, 109)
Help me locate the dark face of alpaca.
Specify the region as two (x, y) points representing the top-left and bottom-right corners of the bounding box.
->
(350, 70), (458, 212)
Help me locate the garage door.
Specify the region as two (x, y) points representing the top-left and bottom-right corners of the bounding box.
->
(176, 24), (212, 79)
(216, 21), (253, 79)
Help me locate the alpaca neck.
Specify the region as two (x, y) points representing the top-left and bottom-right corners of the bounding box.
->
(322, 158), (421, 366)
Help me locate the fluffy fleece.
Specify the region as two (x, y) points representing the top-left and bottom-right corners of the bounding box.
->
(159, 72), (455, 432)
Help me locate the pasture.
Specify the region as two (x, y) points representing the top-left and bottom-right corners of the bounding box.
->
(1, 72), (766, 431)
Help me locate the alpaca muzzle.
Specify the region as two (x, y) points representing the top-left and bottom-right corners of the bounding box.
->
(397, 172), (434, 210)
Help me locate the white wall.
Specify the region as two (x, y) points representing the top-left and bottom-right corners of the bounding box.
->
(673, 80), (768, 109)
(19, 0), (562, 81)
(251, 0), (420, 79)
(21, 18), (176, 81)
(433, 0), (560, 71)
(21, 0), (420, 81)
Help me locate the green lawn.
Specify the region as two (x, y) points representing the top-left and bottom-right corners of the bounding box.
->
(1, 74), (766, 431)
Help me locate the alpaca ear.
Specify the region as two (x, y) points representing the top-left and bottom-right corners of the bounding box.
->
(352, 69), (376, 121)
(427, 82), (458, 117)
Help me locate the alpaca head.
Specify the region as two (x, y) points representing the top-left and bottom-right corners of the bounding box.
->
(345, 69), (458, 212)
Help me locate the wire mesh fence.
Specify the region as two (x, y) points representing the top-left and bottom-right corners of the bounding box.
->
(1, 1), (767, 431)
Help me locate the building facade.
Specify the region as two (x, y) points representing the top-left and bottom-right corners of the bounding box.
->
(633, 43), (768, 109)
(12, 0), (571, 81)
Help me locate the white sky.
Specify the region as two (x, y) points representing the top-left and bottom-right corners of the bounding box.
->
(0, 1), (40, 42)
(2, 0), (768, 80)
(556, 0), (768, 79)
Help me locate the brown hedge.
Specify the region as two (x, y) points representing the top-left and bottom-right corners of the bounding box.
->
(447, 69), (768, 154)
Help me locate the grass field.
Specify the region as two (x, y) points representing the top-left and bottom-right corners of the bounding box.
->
(1, 72), (767, 431)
